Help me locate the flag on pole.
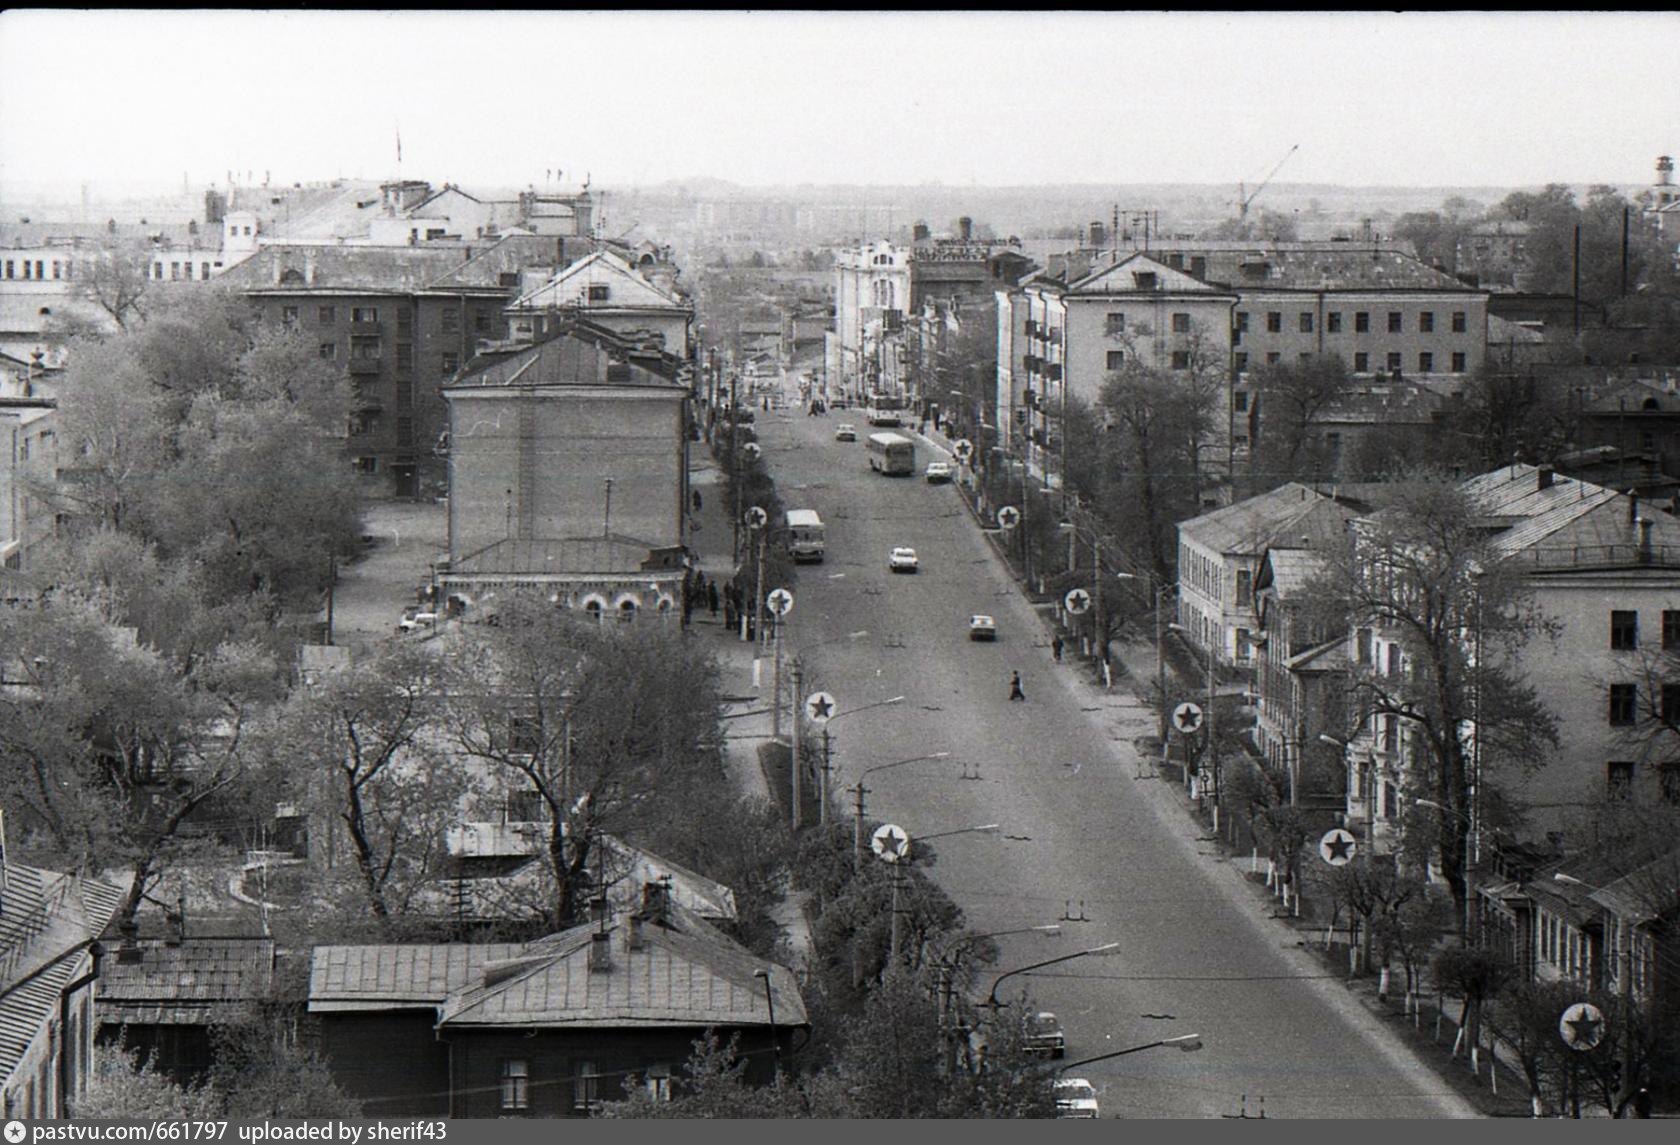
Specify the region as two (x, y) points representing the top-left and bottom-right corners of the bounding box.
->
(395, 123), (402, 166)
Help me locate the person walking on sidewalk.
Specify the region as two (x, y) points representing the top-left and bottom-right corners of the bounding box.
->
(1052, 635), (1064, 662)
(707, 581), (720, 618)
(1009, 671), (1026, 701)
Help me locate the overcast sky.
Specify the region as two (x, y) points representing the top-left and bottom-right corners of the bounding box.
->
(2, 10), (1677, 192)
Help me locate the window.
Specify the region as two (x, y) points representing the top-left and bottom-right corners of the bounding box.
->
(1234, 390), (1249, 412)
(396, 415), (414, 442)
(51, 260), (60, 280)
(318, 306), (336, 324)
(169, 262), (180, 280)
(1385, 643), (1402, 678)
(1299, 312), (1314, 333)
(1354, 351), (1369, 372)
(1171, 312), (1190, 333)
(1419, 311), (1435, 333)
(506, 789), (544, 822)
(2, 260), (10, 278)
(573, 1062), (599, 1112)
(1234, 352), (1248, 373)
(1608, 761), (1635, 798)
(1381, 713), (1399, 754)
(1451, 311), (1467, 333)
(643, 1066), (672, 1103)
(1387, 312), (1403, 333)
(318, 342), (336, 360)
(200, 262), (211, 280)
(352, 306), (380, 323)
(442, 352), (459, 373)
(353, 456), (379, 474)
(500, 1060), (530, 1113)
(1355, 311), (1370, 333)
(396, 343), (413, 370)
(1611, 610), (1639, 650)
(397, 309), (413, 332)
(586, 284), (610, 302)
(351, 335), (380, 360)
(440, 308), (460, 334)
(1610, 684), (1638, 725)
(1451, 351), (1467, 373)
(1235, 312), (1249, 333)
(1327, 312), (1342, 333)
(1663, 766), (1680, 805)
(1664, 610), (1680, 649)
(1266, 352), (1281, 365)
(1235, 568), (1253, 608)
(1170, 350), (1190, 370)
(395, 378), (413, 408)
(282, 306), (299, 325)
(1356, 627), (1372, 665)
(1106, 350), (1125, 370)
(1386, 351), (1402, 372)
(475, 309), (492, 334)
(1105, 311), (1125, 334)
(1418, 351), (1434, 372)
(1662, 683), (1680, 723)
(1266, 312), (1282, 333)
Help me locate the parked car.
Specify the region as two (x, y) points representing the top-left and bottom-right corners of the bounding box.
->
(1024, 1011), (1066, 1058)
(925, 460), (953, 483)
(835, 423), (858, 442)
(397, 607), (439, 633)
(889, 546), (919, 574)
(1054, 1078), (1100, 1118)
(968, 614), (997, 641)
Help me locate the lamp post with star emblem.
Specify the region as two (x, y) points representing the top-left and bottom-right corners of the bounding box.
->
(848, 747), (947, 870)
(1169, 622), (1219, 827)
(880, 823), (1002, 968)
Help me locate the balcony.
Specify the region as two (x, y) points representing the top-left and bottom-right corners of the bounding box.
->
(351, 386), (383, 411)
(351, 318), (382, 332)
(348, 357), (381, 376)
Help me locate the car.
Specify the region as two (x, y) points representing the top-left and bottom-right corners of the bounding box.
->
(1024, 1011), (1065, 1058)
(1054, 1078), (1100, 1119)
(925, 460), (953, 483)
(835, 423), (858, 442)
(968, 614), (997, 641)
(397, 607), (440, 633)
(888, 546), (919, 574)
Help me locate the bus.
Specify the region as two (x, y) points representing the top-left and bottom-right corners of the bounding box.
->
(785, 509), (826, 563)
(865, 393), (907, 427)
(866, 432), (916, 476)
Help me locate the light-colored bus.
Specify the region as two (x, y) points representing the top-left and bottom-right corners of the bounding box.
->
(785, 509), (826, 562)
(865, 393), (907, 427)
(866, 432), (916, 476)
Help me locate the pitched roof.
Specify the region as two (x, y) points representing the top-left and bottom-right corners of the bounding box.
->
(1455, 463), (1680, 566)
(310, 908), (806, 1030)
(446, 538), (676, 578)
(217, 243), (478, 294)
(0, 864), (125, 1083)
(446, 331), (681, 392)
(509, 251), (688, 312)
(97, 937), (276, 1027)
(1067, 252), (1235, 297)
(422, 233), (593, 291)
(1179, 483), (1332, 556)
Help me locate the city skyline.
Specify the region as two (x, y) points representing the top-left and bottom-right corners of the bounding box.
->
(2, 10), (1677, 195)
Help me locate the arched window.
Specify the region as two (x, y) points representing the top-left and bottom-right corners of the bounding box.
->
(1643, 397), (1661, 411)
(618, 599), (638, 623)
(279, 267), (305, 284)
(872, 279), (894, 309)
(581, 595), (607, 623)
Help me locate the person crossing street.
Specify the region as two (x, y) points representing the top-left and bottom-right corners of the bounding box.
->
(1009, 670), (1026, 701)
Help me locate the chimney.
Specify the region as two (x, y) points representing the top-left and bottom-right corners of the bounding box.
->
(1639, 517), (1653, 562)
(304, 252), (316, 285)
(589, 930), (612, 973)
(912, 221), (930, 243)
(1089, 220), (1106, 249)
(1537, 467), (1554, 491)
(958, 216), (973, 241)
(625, 913), (645, 952)
(589, 895), (609, 924)
(1629, 491), (1640, 523)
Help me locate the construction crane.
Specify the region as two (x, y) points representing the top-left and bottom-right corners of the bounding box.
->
(1236, 144), (1299, 221)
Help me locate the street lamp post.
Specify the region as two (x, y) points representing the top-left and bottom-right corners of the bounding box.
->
(752, 969), (781, 1080)
(1056, 1034), (1204, 1076)
(1415, 797), (1479, 942)
(931, 925), (1061, 1075)
(849, 748), (949, 870)
(983, 942), (1121, 1009)
(886, 823), (1001, 968)
(1169, 622), (1218, 827)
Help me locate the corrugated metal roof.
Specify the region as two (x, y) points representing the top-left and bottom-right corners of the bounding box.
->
(1179, 483), (1328, 555)
(96, 937), (275, 1026)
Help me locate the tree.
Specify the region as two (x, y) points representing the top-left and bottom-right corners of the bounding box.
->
(1392, 209), (1478, 273)
(0, 598), (286, 932)
(1307, 476), (1561, 931)
(1432, 945), (1514, 1063)
(73, 1046), (220, 1119)
(206, 959), (362, 1118)
(446, 603), (728, 930)
(72, 242), (153, 331)
(1247, 355), (1353, 483)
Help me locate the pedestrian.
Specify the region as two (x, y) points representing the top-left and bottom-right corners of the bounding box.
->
(1009, 671), (1025, 702)
(1633, 1088), (1652, 1119)
(707, 581), (719, 617)
(1052, 635), (1064, 662)
(724, 598), (736, 631)
(692, 489), (703, 513)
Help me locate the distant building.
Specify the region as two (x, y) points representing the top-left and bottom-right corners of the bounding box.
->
(1644, 155), (1680, 235)
(505, 250), (693, 358)
(1456, 219), (1534, 288)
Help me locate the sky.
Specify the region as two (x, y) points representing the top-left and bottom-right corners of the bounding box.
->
(2, 10), (1678, 194)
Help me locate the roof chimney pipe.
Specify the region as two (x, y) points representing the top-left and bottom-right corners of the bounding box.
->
(1629, 491), (1640, 523)
(1537, 467), (1554, 491)
(1639, 517), (1653, 563)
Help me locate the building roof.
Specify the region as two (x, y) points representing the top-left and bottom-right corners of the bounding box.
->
(1262, 546), (1330, 599)
(97, 937), (276, 1028)
(422, 233), (593, 291)
(1066, 252), (1237, 298)
(445, 331), (682, 392)
(217, 243), (478, 294)
(0, 864), (125, 1084)
(446, 538), (678, 579)
(1456, 463), (1680, 567)
(310, 904), (805, 1030)
(508, 250), (688, 313)
(1179, 482), (1333, 557)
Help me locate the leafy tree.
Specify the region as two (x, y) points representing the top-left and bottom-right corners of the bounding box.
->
(1247, 355), (1352, 483)
(206, 959), (361, 1118)
(1432, 944), (1514, 1062)
(1306, 476), (1561, 930)
(73, 1046), (220, 1119)
(1392, 209), (1478, 272)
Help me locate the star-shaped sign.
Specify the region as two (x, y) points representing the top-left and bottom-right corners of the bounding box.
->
(997, 506), (1020, 530)
(953, 439), (974, 460)
(805, 691), (837, 723)
(744, 506), (768, 529)
(1173, 702), (1203, 734)
(1560, 1002), (1604, 1050)
(1064, 588), (1091, 615)
(872, 823), (911, 863)
(765, 588), (794, 616)
(1319, 828), (1357, 866)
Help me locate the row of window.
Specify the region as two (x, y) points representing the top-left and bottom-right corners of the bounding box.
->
(1240, 309), (1470, 336)
(1237, 349), (1469, 374)
(3, 258), (67, 280)
(1105, 349), (1195, 371)
(1103, 311), (1196, 335)
(500, 1057), (665, 1113)
(152, 260), (219, 281)
(1608, 608), (1680, 650)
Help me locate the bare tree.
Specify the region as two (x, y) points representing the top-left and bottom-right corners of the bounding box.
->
(73, 243), (152, 331)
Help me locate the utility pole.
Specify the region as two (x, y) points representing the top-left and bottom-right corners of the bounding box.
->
(789, 660), (802, 830)
(820, 727), (832, 827)
(1091, 533), (1104, 668)
(852, 781), (870, 871)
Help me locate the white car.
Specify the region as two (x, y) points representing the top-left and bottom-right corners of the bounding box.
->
(1054, 1078), (1100, 1119)
(397, 607), (439, 633)
(834, 423), (858, 442)
(889, 546), (919, 574)
(968, 614), (997, 641)
(925, 461), (953, 484)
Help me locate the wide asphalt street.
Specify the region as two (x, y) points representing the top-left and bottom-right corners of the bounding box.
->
(757, 405), (1476, 1119)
